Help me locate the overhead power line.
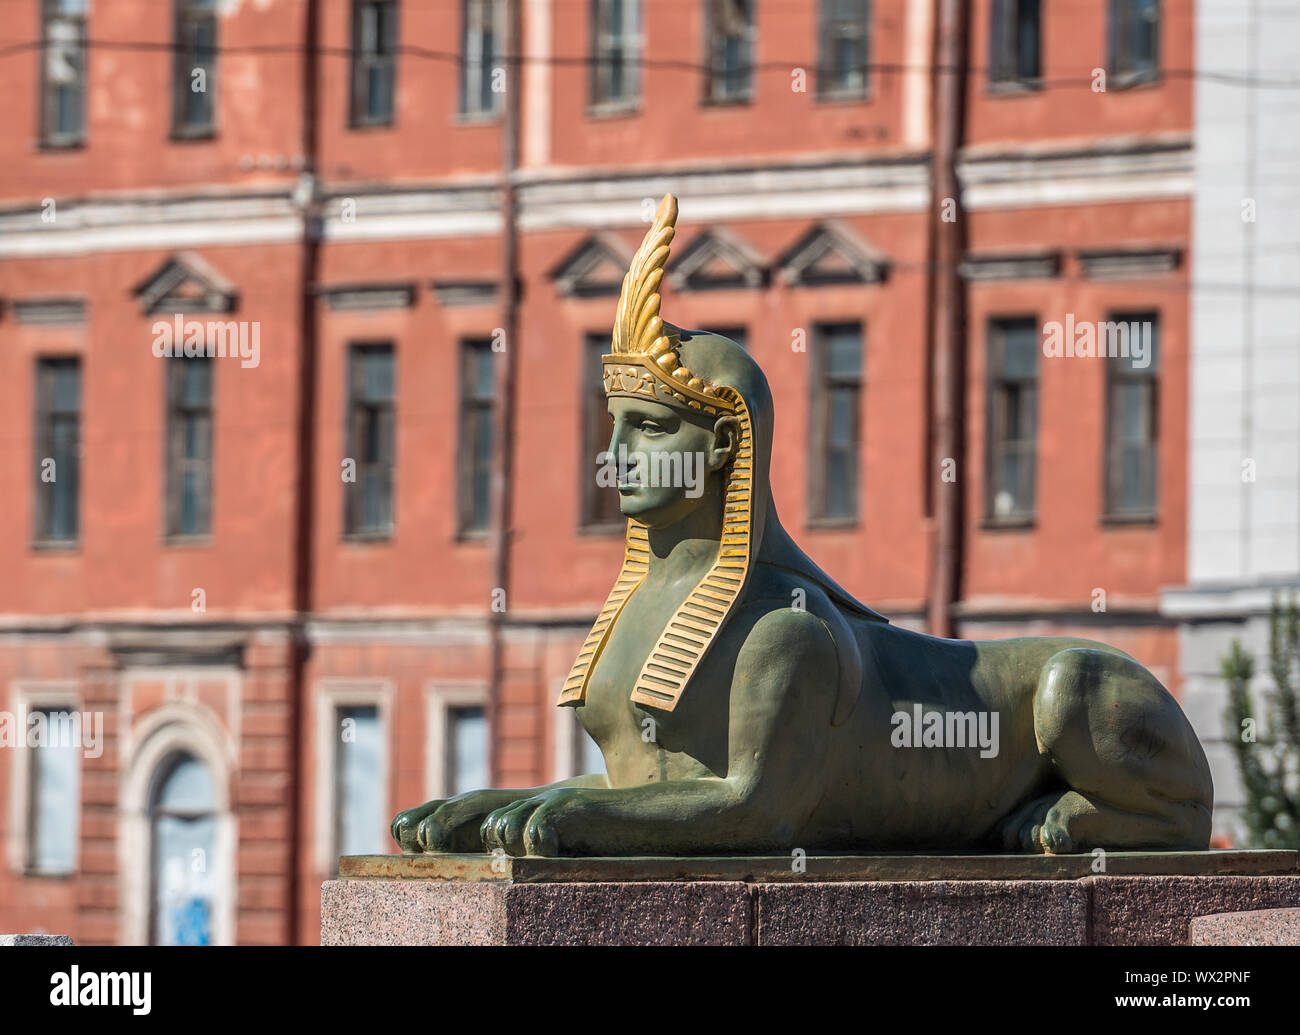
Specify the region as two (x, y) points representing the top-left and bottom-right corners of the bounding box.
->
(0, 36), (1298, 89)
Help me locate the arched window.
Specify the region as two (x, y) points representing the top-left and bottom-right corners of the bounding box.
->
(149, 753), (218, 946)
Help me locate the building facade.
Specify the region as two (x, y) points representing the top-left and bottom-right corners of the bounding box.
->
(1163, 0), (1300, 843)
(1, 0), (1201, 944)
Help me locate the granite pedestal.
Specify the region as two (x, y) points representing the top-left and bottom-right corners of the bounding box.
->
(1190, 907), (1300, 946)
(321, 850), (1300, 946)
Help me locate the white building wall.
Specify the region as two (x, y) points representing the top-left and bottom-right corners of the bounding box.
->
(1168, 0), (1300, 842)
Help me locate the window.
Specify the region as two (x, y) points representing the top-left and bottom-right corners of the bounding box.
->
(818, 0), (869, 99)
(425, 683), (487, 796)
(462, 0), (504, 117)
(150, 753), (217, 945)
(591, 0), (641, 108)
(173, 0), (217, 135)
(985, 317), (1039, 523)
(40, 0), (86, 146)
(334, 706), (384, 857)
(582, 333), (624, 529)
(350, 0), (398, 126)
(705, 0), (756, 103)
(809, 323), (862, 522)
(1105, 312), (1159, 519)
(988, 0), (1041, 87)
(34, 357), (81, 545)
(1109, 0), (1159, 86)
(458, 339), (495, 534)
(577, 716), (605, 776)
(26, 708), (81, 874)
(165, 358), (214, 538)
(446, 706), (489, 794)
(344, 344), (395, 538)
(122, 708), (235, 945)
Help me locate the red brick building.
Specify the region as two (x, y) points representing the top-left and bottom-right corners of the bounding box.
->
(0, 0), (1192, 944)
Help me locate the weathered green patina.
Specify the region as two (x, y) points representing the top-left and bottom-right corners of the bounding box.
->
(392, 195), (1213, 858)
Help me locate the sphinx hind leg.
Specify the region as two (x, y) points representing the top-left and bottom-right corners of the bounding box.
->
(1000, 790), (1211, 853)
(1018, 647), (1213, 853)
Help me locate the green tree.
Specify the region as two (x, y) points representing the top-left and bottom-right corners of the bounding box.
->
(1222, 597), (1300, 850)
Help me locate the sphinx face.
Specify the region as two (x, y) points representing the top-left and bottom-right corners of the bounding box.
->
(604, 396), (735, 529)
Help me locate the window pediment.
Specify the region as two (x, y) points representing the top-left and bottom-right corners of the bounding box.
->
(133, 253), (238, 315)
(778, 222), (888, 286)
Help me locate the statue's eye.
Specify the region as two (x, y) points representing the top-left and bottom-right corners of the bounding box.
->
(638, 420), (665, 436)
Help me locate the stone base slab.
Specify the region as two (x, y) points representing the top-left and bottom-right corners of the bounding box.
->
(321, 879), (754, 946)
(1190, 908), (1300, 946)
(0, 935), (74, 946)
(338, 848), (1297, 883)
(322, 851), (1300, 946)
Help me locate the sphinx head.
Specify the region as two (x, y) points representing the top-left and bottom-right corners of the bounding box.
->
(599, 195), (771, 534)
(606, 391), (742, 528)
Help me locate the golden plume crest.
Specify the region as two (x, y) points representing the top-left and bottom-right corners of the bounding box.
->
(603, 194), (731, 415)
(611, 194), (676, 358)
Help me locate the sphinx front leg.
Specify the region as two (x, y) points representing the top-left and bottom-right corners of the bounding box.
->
(480, 781), (761, 857)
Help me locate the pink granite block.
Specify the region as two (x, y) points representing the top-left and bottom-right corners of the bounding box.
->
(1190, 908), (1300, 946)
(502, 882), (752, 945)
(756, 880), (1089, 945)
(321, 879), (506, 945)
(1087, 876), (1300, 946)
(321, 879), (754, 945)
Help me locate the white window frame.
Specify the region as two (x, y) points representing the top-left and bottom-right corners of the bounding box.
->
(424, 680), (489, 800)
(7, 681), (82, 876)
(550, 688), (606, 783)
(120, 698), (236, 946)
(314, 679), (393, 874)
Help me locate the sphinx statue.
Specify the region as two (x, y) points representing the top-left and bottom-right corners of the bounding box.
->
(392, 194), (1213, 858)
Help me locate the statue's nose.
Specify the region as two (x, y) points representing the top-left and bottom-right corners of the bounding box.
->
(606, 418), (627, 458)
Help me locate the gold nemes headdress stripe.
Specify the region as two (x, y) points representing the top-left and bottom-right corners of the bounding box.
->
(557, 523), (649, 706)
(559, 193), (755, 713)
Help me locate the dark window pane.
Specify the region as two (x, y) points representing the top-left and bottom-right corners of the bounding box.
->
(592, 0), (641, 106)
(36, 357), (81, 543)
(990, 0), (1041, 84)
(811, 323), (862, 520)
(1105, 313), (1159, 516)
(174, 2), (217, 132)
(345, 344), (395, 536)
(460, 340), (495, 532)
(463, 0), (503, 115)
(708, 0), (754, 101)
(827, 327), (862, 377)
(167, 358), (213, 537)
(986, 318), (1038, 520)
(42, 2), (86, 143)
(1110, 0), (1160, 81)
(352, 1), (397, 125)
(447, 706), (489, 794)
(818, 0), (869, 96)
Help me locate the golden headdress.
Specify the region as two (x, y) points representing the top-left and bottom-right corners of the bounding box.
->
(601, 195), (736, 416)
(558, 194), (755, 714)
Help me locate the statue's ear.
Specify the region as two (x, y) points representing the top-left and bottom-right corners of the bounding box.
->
(708, 415), (741, 472)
